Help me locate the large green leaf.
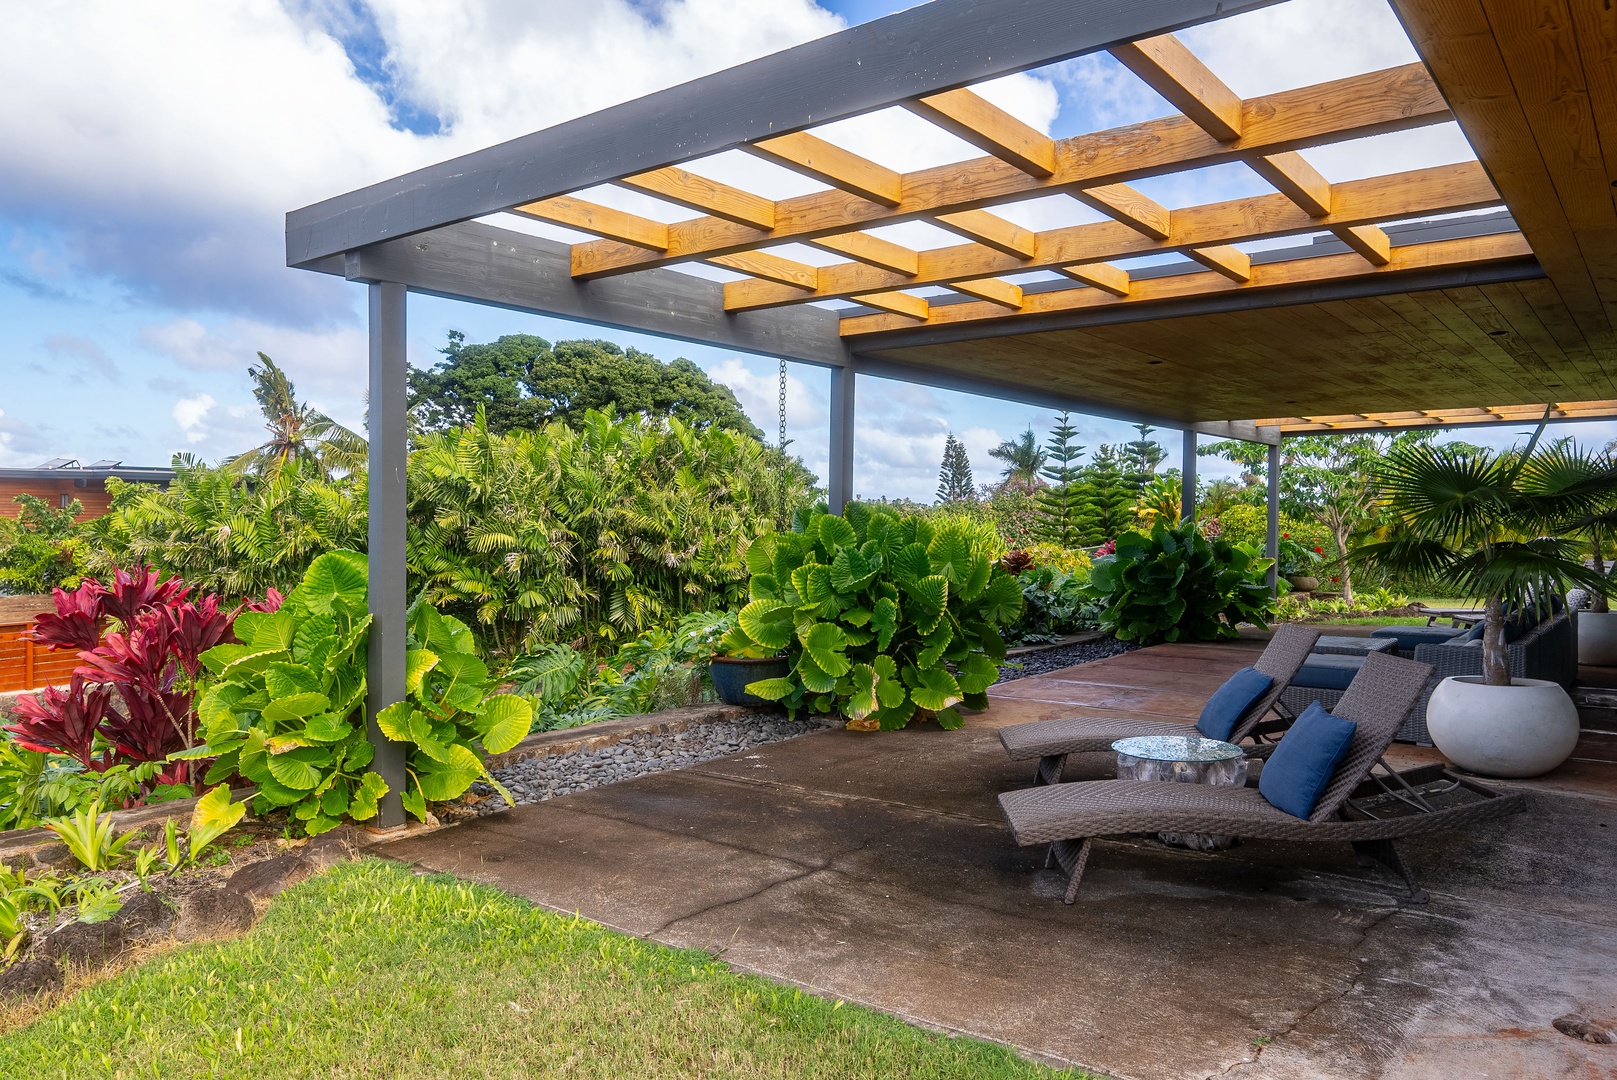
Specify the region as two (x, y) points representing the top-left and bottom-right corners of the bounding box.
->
(871, 597), (899, 651)
(478, 694), (533, 755)
(818, 515), (858, 552)
(234, 610), (297, 652)
(262, 691), (331, 723)
(955, 653), (1000, 694)
(842, 663), (879, 721)
(829, 546), (878, 593)
(800, 622), (850, 677)
(744, 534), (777, 577)
(904, 663), (963, 712)
(917, 623), (953, 669)
(873, 654), (906, 708)
(375, 700), (414, 742)
(303, 712), (355, 743)
(294, 551), (368, 617)
(794, 652), (839, 694)
(415, 744), (484, 802)
(347, 772), (389, 821)
(743, 677), (796, 701)
(904, 574), (948, 614)
(892, 543), (931, 584)
(189, 784), (247, 856)
(432, 651), (491, 710)
(927, 529), (973, 585)
(978, 572), (1024, 625)
(738, 599), (795, 650)
(405, 648), (439, 695)
(265, 746), (331, 791)
(265, 662), (322, 699)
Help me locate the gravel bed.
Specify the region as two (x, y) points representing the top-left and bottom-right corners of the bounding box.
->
(993, 636), (1138, 683)
(470, 714), (836, 812)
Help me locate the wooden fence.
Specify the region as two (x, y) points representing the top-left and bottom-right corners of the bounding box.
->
(0, 623), (83, 693)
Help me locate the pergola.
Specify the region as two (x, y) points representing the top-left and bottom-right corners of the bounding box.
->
(288, 0), (1617, 824)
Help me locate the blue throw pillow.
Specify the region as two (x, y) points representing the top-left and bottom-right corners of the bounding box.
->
(1195, 666), (1275, 742)
(1259, 702), (1357, 819)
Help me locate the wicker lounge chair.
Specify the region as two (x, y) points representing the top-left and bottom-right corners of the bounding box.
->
(998, 624), (1323, 785)
(998, 652), (1527, 904)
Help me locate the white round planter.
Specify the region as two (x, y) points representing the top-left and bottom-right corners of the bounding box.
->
(1578, 610), (1617, 667)
(1426, 676), (1580, 778)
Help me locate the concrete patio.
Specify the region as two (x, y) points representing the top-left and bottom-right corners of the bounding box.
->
(381, 637), (1617, 1079)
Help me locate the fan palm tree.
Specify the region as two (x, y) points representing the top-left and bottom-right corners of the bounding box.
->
(1352, 425), (1609, 685)
(226, 354), (367, 480)
(988, 428), (1047, 494)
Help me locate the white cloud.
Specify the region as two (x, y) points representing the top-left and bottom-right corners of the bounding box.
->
(139, 317), (368, 427)
(172, 394), (217, 444)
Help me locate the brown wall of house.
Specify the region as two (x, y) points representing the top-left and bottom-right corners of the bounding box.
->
(0, 479), (114, 522)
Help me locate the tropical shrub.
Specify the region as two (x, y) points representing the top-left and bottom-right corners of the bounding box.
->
(1005, 567), (1099, 646)
(506, 610), (730, 730)
(195, 551), (528, 833)
(1084, 518), (1276, 644)
(6, 567), (239, 797)
(408, 408), (811, 658)
(0, 495), (87, 596)
(1277, 535), (1325, 578)
(90, 457), (367, 601)
(721, 504), (1023, 730)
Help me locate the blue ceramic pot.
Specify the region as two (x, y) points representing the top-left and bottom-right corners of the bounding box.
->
(709, 656), (791, 706)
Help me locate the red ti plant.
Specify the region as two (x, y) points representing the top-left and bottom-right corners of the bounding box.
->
(6, 566), (239, 794)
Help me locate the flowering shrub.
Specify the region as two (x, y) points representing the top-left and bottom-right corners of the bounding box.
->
(1277, 534), (1324, 578)
(1023, 542), (1092, 578)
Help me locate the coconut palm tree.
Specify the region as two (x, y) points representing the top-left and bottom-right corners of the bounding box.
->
(226, 354), (367, 480)
(1352, 428), (1608, 685)
(989, 428), (1047, 494)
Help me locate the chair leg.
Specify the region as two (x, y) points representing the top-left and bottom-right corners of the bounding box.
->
(1352, 839), (1429, 904)
(1035, 754), (1065, 786)
(1047, 838), (1092, 904)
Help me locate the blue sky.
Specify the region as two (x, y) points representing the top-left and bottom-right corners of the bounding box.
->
(2, 0), (1608, 499)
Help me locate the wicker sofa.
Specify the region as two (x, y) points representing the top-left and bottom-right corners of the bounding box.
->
(1278, 612), (1577, 746)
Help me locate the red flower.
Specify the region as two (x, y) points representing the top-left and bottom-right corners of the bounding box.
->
(1314, 546), (1324, 554)
(1282, 533), (1290, 539)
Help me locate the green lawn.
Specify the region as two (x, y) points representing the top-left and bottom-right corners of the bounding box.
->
(0, 860), (1083, 1080)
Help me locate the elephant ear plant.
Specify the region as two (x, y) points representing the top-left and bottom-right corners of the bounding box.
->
(195, 551), (528, 834)
(1084, 518), (1275, 645)
(722, 503), (1023, 730)
(1353, 430), (1610, 686)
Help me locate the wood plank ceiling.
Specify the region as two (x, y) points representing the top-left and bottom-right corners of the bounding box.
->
(496, 0), (1617, 430)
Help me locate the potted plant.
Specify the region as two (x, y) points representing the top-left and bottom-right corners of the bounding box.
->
(1354, 432), (1604, 777)
(1277, 533), (1323, 592)
(708, 639), (791, 707)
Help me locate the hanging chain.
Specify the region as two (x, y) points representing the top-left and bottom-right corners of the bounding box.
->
(777, 358), (788, 450)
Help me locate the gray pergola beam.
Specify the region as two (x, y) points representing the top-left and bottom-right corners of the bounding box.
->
(365, 283), (410, 829)
(286, 0), (1283, 265)
(340, 221), (849, 369)
(1180, 430), (1198, 525)
(1266, 442), (1282, 594)
(828, 368), (856, 512)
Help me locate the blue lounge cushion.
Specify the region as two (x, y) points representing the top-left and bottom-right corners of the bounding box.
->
(1292, 653), (1364, 692)
(1259, 702), (1358, 819)
(1194, 666), (1275, 741)
(1368, 625), (1467, 652)
(1460, 620), (1485, 642)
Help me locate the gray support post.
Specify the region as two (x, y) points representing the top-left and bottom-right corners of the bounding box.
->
(828, 366), (856, 512)
(1266, 442), (1282, 594)
(366, 282), (409, 828)
(1180, 429), (1198, 524)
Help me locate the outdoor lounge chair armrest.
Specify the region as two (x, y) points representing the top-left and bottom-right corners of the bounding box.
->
(1243, 743), (1279, 760)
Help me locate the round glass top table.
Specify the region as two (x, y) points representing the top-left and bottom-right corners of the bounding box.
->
(1111, 735), (1248, 850)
